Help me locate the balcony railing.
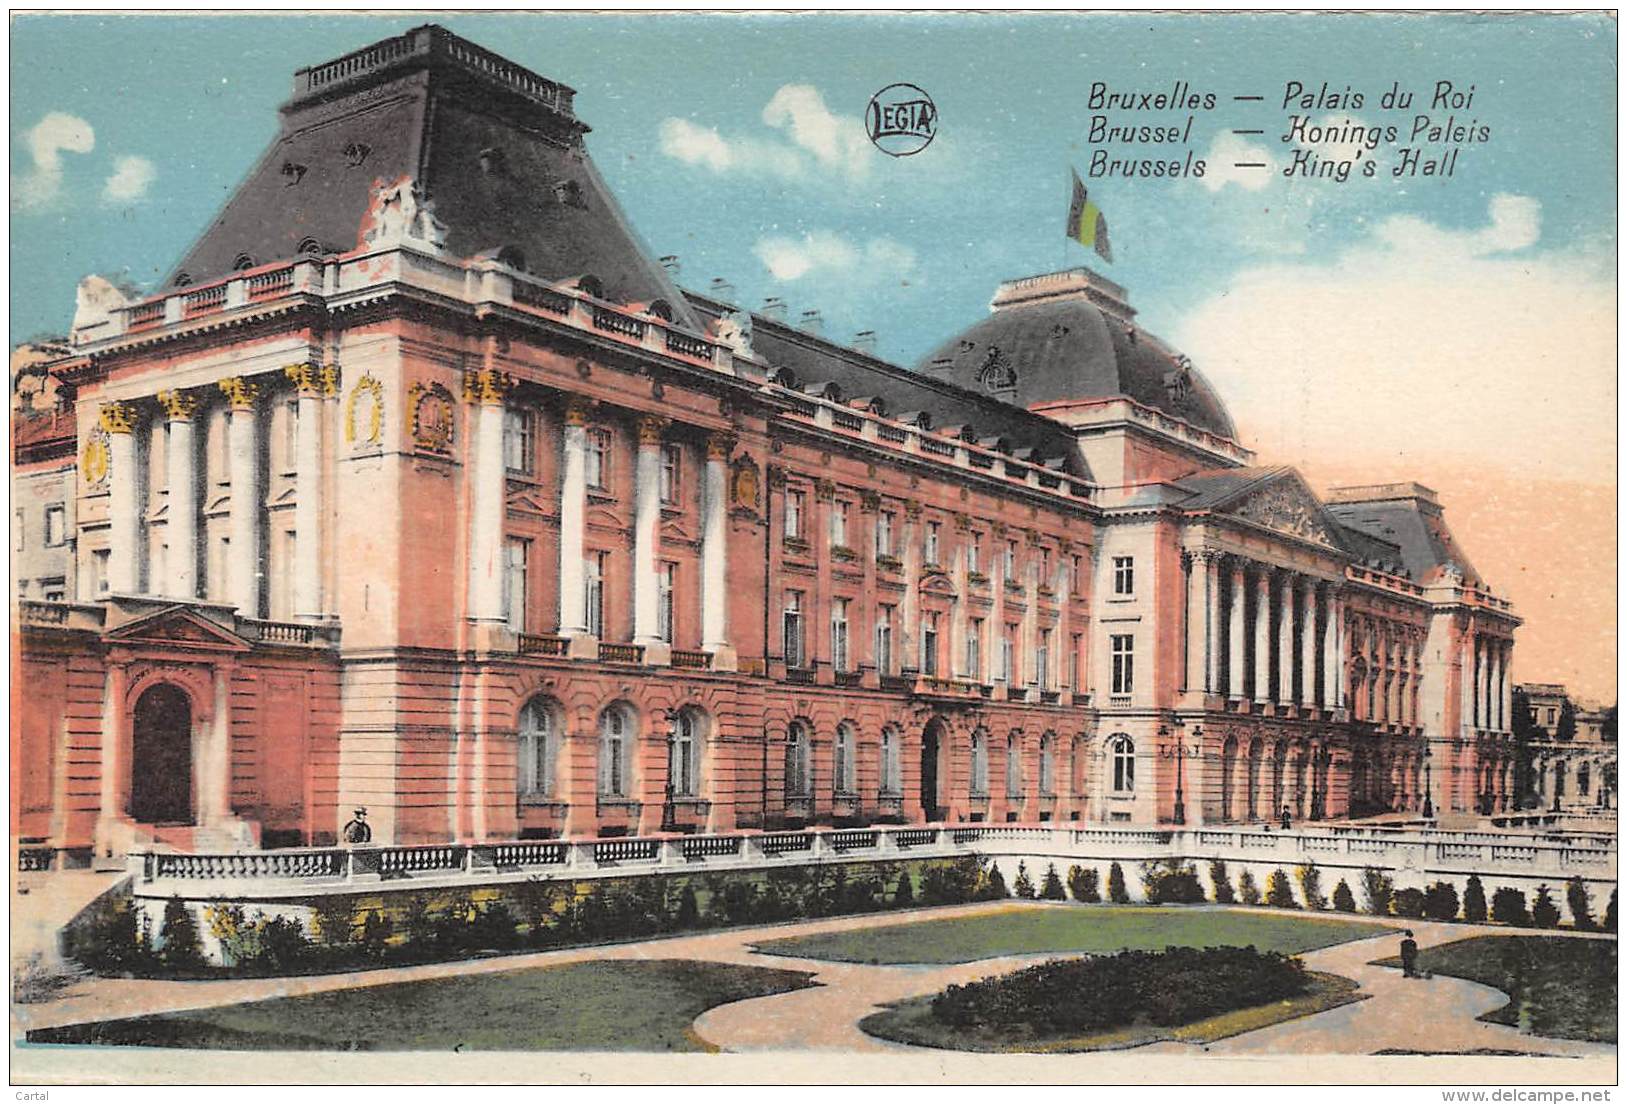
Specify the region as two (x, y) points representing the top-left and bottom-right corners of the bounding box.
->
(518, 633), (568, 657)
(598, 642), (645, 665)
(670, 648), (713, 671)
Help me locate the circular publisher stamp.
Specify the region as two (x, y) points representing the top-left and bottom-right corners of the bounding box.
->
(866, 83), (937, 157)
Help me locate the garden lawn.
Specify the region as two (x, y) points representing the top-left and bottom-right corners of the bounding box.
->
(1373, 935), (1617, 1043)
(755, 905), (1390, 964)
(24, 959), (815, 1052)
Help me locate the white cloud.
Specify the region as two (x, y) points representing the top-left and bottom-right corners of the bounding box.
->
(14, 111), (94, 210)
(1170, 196), (1612, 484)
(1200, 131), (1275, 192)
(753, 230), (916, 283)
(102, 155), (156, 204)
(658, 83), (872, 185)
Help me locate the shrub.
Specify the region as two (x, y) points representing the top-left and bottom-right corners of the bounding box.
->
(1013, 862), (1037, 900)
(921, 857), (982, 905)
(1238, 870), (1261, 906)
(893, 870), (916, 908)
(1532, 885), (1561, 929)
(976, 862), (1010, 901)
(1491, 886), (1530, 927)
(1360, 867), (1394, 916)
(1566, 876), (1595, 931)
(1265, 869), (1298, 910)
(1391, 887), (1426, 919)
(311, 894), (357, 947)
(1039, 864), (1066, 901)
(360, 910), (392, 958)
(1462, 875), (1488, 924)
(1605, 889), (1617, 933)
(1142, 859), (1205, 904)
(1296, 863), (1327, 911)
(1068, 865), (1100, 903)
(157, 897), (206, 972)
(675, 884), (702, 930)
(256, 914), (312, 970)
(1107, 862), (1129, 904)
(1209, 860), (1236, 904)
(1331, 880), (1356, 913)
(1423, 881), (1460, 923)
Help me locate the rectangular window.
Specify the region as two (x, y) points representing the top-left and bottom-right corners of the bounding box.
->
(13, 508), (23, 553)
(41, 578), (66, 603)
(875, 511), (894, 558)
(208, 534), (229, 602)
(1004, 540), (1018, 582)
(924, 520), (941, 565)
(1071, 555), (1083, 593)
(831, 597), (851, 671)
(659, 443), (681, 505)
(503, 538), (529, 634)
(584, 551), (606, 638)
(785, 489), (805, 540)
(283, 399), (299, 474)
(968, 534), (982, 574)
(585, 428), (611, 490)
(1002, 625), (1017, 683)
(967, 618), (983, 680)
(875, 605), (894, 675)
(44, 504), (66, 548)
(1037, 629), (1052, 689)
(1070, 633), (1083, 692)
(1113, 555), (1135, 596)
(92, 548), (110, 596)
(1040, 546), (1052, 583)
(1111, 633), (1135, 695)
(922, 611), (940, 676)
(503, 408), (534, 475)
(832, 500), (850, 547)
(657, 561), (677, 642)
(783, 590), (805, 667)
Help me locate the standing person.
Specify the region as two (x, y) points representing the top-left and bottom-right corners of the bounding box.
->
(1399, 929), (1420, 978)
(342, 807), (372, 844)
(1280, 806), (1292, 831)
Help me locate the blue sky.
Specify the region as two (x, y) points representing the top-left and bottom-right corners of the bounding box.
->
(10, 12), (1615, 361)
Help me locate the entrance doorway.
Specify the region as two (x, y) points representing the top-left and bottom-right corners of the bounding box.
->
(921, 719), (945, 820)
(129, 684), (194, 825)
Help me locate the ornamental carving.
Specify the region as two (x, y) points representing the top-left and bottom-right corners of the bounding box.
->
(345, 374), (385, 448)
(1233, 481), (1338, 548)
(729, 454), (761, 513)
(859, 490), (881, 514)
(156, 389), (198, 421)
(81, 428), (110, 490)
(407, 381), (455, 454)
(766, 465), (787, 489)
(98, 401), (135, 435)
(814, 478), (836, 502)
(706, 433), (735, 461)
(978, 345), (1016, 392)
(284, 361), (322, 396)
(462, 368), (514, 405)
(217, 377), (260, 411)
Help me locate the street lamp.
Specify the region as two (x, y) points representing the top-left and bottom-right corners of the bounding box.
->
(662, 726), (677, 833)
(1421, 751), (1434, 819)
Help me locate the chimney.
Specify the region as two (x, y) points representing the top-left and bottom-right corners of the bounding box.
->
(708, 277), (735, 305)
(852, 329), (877, 355)
(799, 309), (823, 335)
(659, 255), (681, 278)
(761, 296), (787, 322)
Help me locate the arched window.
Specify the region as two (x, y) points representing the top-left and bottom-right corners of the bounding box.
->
(970, 731), (989, 797)
(1220, 737), (1237, 821)
(1111, 735), (1135, 793)
(671, 709), (702, 798)
(647, 298), (675, 322)
(785, 721), (811, 797)
(1579, 761), (1592, 796)
(1005, 733), (1022, 798)
(517, 697), (556, 798)
(599, 706), (632, 797)
(834, 723), (856, 795)
(1039, 735), (1055, 796)
(1246, 740), (1262, 819)
(879, 726), (901, 796)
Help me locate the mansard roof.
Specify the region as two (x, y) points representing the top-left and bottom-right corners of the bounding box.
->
(1326, 483), (1483, 586)
(164, 24), (697, 330)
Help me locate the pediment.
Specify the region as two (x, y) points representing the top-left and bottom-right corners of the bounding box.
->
(1221, 473), (1344, 550)
(104, 605), (251, 652)
(919, 571), (957, 596)
(505, 486), (552, 517)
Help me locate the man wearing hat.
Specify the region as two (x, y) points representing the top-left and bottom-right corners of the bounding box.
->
(342, 807), (373, 844)
(1399, 929), (1420, 978)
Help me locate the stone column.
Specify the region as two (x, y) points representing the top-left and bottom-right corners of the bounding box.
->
(218, 379), (261, 616)
(157, 389), (199, 599)
(464, 370), (511, 624)
(201, 665), (234, 829)
(101, 403), (140, 595)
(1203, 551), (1222, 693)
(1321, 586), (1339, 708)
(1227, 560), (1246, 699)
(1276, 571), (1294, 704)
(1299, 581), (1317, 707)
(1252, 567), (1271, 703)
(285, 363), (330, 620)
(632, 415), (667, 645)
(558, 399), (590, 636)
(1500, 641), (1513, 731)
(1182, 551), (1205, 692)
(701, 432), (732, 655)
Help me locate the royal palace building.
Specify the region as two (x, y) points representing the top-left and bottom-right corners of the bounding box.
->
(11, 25), (1524, 864)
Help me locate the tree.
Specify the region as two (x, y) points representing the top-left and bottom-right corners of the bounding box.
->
(893, 869), (916, 909)
(1265, 869), (1299, 909)
(1565, 876), (1595, 931)
(1040, 864), (1066, 901)
(1296, 863), (1327, 911)
(1360, 867), (1395, 916)
(1423, 881), (1460, 923)
(1013, 861), (1037, 900)
(1491, 887), (1530, 927)
(1067, 864), (1100, 903)
(157, 897), (206, 972)
(1462, 875), (1488, 924)
(1601, 705), (1617, 743)
(1209, 859), (1236, 904)
(1532, 885), (1561, 929)
(1331, 879), (1357, 913)
(676, 884), (701, 928)
(1557, 701), (1578, 743)
(978, 862), (1010, 901)
(1142, 859), (1205, 904)
(1604, 889), (1617, 933)
(1238, 870), (1261, 906)
(1107, 862), (1129, 904)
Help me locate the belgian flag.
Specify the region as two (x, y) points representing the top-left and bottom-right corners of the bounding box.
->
(1065, 169), (1113, 262)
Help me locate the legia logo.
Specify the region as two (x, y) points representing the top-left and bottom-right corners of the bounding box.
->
(866, 83), (937, 157)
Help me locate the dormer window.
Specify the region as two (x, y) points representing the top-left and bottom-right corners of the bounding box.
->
(281, 161), (307, 186)
(576, 275), (604, 300)
(232, 254), (256, 272)
(478, 147), (508, 176)
(297, 237), (325, 257)
(553, 179), (586, 208)
(497, 246), (527, 273)
(647, 299), (674, 322)
(343, 142), (372, 167)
